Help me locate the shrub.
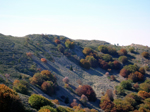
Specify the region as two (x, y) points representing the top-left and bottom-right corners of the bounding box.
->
(38, 109), (50, 112)
(138, 91), (150, 99)
(145, 65), (150, 71)
(139, 67), (145, 75)
(129, 47), (135, 53)
(99, 59), (109, 70)
(118, 56), (128, 64)
(98, 45), (108, 53)
(100, 99), (114, 111)
(41, 70), (56, 82)
(128, 73), (138, 82)
(133, 83), (139, 91)
(80, 59), (90, 69)
(108, 61), (114, 69)
(26, 52), (33, 57)
(113, 99), (134, 112)
(115, 86), (125, 95)
(52, 99), (60, 105)
(75, 85), (96, 101)
(41, 58), (47, 63)
(40, 105), (57, 112)
(55, 39), (61, 44)
(41, 81), (55, 96)
(105, 89), (114, 101)
(82, 47), (93, 55)
(57, 106), (68, 112)
(134, 71), (144, 81)
(113, 60), (121, 69)
(80, 94), (88, 104)
(110, 75), (116, 81)
(28, 94), (54, 110)
(70, 99), (78, 108)
(57, 44), (65, 53)
(120, 68), (129, 77)
(102, 54), (112, 62)
(119, 48), (127, 55)
(124, 64), (139, 74)
(62, 77), (69, 84)
(30, 73), (44, 86)
(13, 82), (28, 94)
(107, 47), (117, 55)
(85, 55), (98, 68)
(65, 39), (74, 49)
(141, 51), (149, 58)
(120, 80), (132, 90)
(0, 84), (25, 112)
(124, 96), (137, 107)
(139, 83), (150, 92)
(13, 79), (20, 85)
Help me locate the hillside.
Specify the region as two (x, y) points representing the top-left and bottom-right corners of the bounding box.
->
(0, 33), (150, 112)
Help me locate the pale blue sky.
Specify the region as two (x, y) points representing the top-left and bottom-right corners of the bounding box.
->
(0, 0), (150, 46)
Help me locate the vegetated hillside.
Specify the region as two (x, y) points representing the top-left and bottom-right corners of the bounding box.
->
(0, 33), (150, 112)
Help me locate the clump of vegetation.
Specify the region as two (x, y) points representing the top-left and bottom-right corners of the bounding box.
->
(129, 47), (135, 53)
(141, 51), (149, 58)
(119, 48), (127, 55)
(65, 39), (74, 49)
(55, 39), (61, 44)
(28, 94), (54, 110)
(62, 77), (69, 84)
(41, 58), (47, 63)
(57, 44), (65, 53)
(82, 47), (93, 56)
(80, 59), (90, 69)
(85, 55), (98, 68)
(0, 84), (25, 112)
(118, 56), (128, 64)
(75, 85), (96, 102)
(13, 79), (29, 95)
(39, 105), (57, 112)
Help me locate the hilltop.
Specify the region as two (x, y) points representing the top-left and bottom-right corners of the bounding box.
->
(0, 33), (150, 112)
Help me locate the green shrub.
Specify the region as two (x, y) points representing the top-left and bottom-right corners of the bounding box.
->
(141, 51), (149, 58)
(139, 83), (150, 92)
(40, 105), (57, 112)
(129, 47), (135, 53)
(28, 94), (54, 110)
(120, 80), (132, 90)
(118, 56), (128, 64)
(115, 86), (125, 95)
(13, 83), (28, 94)
(139, 67), (145, 75)
(102, 54), (112, 62)
(57, 106), (68, 112)
(98, 45), (108, 53)
(85, 55), (98, 67)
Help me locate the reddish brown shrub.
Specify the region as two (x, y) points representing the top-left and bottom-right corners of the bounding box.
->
(105, 72), (109, 76)
(55, 39), (61, 44)
(62, 77), (69, 84)
(133, 83), (139, 91)
(41, 58), (47, 63)
(141, 51), (149, 58)
(113, 61), (121, 69)
(120, 68), (129, 77)
(75, 85), (96, 102)
(134, 71), (144, 81)
(139, 67), (145, 75)
(26, 52), (33, 57)
(99, 59), (109, 70)
(100, 97), (114, 111)
(110, 75), (116, 81)
(138, 91), (150, 99)
(119, 48), (127, 55)
(128, 73), (138, 82)
(41, 81), (55, 96)
(70, 99), (78, 108)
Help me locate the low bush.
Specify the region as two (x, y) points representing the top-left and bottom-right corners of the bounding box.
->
(28, 94), (54, 110)
(120, 80), (132, 90)
(75, 85), (96, 102)
(118, 56), (128, 64)
(40, 105), (57, 112)
(141, 51), (149, 58)
(138, 91), (150, 99)
(80, 59), (90, 69)
(139, 83), (150, 92)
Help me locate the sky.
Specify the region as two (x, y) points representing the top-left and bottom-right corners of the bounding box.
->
(0, 0), (150, 46)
